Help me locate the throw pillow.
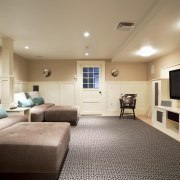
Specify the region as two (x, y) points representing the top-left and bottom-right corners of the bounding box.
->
(33, 97), (44, 106)
(0, 104), (8, 119)
(14, 92), (27, 106)
(28, 91), (40, 99)
(18, 98), (34, 107)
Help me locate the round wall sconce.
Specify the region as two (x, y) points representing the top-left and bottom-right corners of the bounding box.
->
(111, 69), (119, 77)
(43, 68), (51, 77)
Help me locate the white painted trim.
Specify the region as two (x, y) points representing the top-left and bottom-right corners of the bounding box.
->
(160, 63), (180, 79)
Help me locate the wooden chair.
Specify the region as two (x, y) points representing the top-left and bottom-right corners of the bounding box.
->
(119, 94), (137, 119)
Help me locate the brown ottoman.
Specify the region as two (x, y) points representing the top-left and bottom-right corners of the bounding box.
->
(44, 105), (79, 126)
(0, 122), (70, 180)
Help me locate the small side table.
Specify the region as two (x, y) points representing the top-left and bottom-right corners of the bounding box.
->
(6, 107), (31, 122)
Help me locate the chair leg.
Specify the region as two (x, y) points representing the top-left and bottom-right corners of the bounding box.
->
(120, 108), (136, 119)
(119, 108), (122, 118)
(119, 108), (124, 118)
(122, 108), (124, 117)
(133, 109), (135, 119)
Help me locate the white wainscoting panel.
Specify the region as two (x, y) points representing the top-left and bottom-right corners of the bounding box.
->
(60, 82), (76, 106)
(15, 80), (148, 116)
(131, 82), (147, 115)
(0, 77), (14, 107)
(14, 80), (21, 93)
(44, 82), (60, 105)
(106, 81), (148, 116)
(106, 83), (120, 112)
(28, 81), (76, 106)
(2, 79), (9, 101)
(14, 80), (28, 93)
(21, 82), (28, 92)
(120, 82), (134, 94)
(28, 82), (46, 98)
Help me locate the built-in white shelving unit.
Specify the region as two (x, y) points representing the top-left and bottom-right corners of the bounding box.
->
(153, 106), (180, 141)
(152, 64), (180, 141)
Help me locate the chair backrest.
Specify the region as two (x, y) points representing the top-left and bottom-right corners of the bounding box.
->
(119, 94), (137, 108)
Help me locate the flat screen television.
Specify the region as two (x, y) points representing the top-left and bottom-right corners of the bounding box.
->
(169, 69), (180, 100)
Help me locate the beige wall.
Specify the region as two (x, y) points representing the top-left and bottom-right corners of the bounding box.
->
(27, 60), (77, 81)
(14, 54), (28, 81)
(27, 60), (148, 82)
(147, 47), (180, 80)
(3, 51), (146, 82)
(105, 62), (147, 81)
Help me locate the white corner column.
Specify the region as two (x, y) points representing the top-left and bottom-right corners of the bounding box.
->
(0, 38), (14, 108)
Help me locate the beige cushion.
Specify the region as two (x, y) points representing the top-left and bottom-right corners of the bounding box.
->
(14, 92), (27, 106)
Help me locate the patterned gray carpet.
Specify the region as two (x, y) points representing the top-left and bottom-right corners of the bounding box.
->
(59, 116), (180, 180)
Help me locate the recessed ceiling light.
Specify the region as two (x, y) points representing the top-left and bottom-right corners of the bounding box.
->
(85, 52), (89, 56)
(137, 46), (155, 57)
(24, 46), (29, 49)
(84, 32), (90, 37)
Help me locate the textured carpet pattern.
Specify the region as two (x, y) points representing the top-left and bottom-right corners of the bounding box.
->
(59, 116), (180, 180)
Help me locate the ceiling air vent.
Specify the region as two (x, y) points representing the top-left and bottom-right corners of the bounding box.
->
(116, 22), (135, 31)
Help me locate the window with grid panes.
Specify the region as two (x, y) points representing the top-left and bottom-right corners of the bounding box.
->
(83, 67), (99, 89)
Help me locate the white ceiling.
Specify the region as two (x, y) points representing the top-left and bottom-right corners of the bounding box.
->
(0, 0), (180, 62)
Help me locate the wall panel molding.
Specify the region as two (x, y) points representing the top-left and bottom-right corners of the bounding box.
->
(28, 81), (77, 106)
(161, 63), (180, 79)
(105, 81), (148, 116)
(14, 80), (28, 93)
(13, 80), (149, 116)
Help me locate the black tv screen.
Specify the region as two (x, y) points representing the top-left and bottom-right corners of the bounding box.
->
(169, 69), (180, 100)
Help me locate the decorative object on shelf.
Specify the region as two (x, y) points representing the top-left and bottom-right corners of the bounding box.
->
(111, 69), (119, 77)
(43, 68), (51, 77)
